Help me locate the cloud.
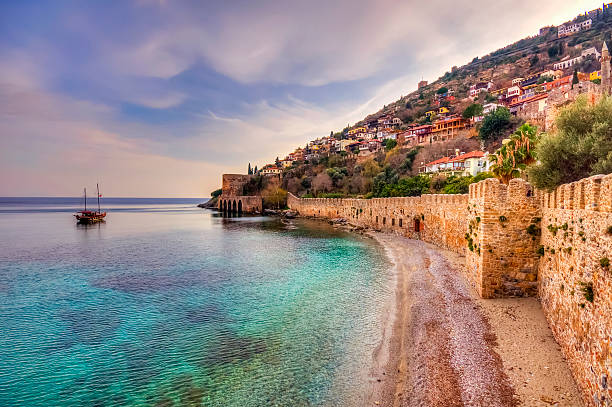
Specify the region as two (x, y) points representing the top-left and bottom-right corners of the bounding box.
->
(0, 0), (604, 197)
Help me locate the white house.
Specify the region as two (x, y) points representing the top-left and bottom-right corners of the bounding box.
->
(558, 19), (592, 37)
(507, 86), (522, 98)
(483, 103), (502, 114)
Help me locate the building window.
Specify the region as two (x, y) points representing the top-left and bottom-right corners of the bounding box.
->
(399, 218), (403, 227)
(383, 217), (386, 225)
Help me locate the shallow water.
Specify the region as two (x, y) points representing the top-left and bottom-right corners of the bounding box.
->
(0, 198), (391, 406)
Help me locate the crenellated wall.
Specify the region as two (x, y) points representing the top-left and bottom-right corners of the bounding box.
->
(466, 178), (541, 298)
(287, 192), (468, 254)
(538, 174), (612, 406)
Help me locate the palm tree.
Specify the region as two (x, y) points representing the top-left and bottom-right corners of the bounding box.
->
(489, 123), (538, 184)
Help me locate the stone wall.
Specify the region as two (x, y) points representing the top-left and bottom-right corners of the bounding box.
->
(222, 174), (251, 196)
(466, 178), (541, 298)
(218, 195), (262, 214)
(538, 174), (612, 407)
(287, 193), (468, 254)
(287, 175), (612, 406)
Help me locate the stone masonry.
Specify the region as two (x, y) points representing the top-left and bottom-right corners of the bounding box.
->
(287, 173), (612, 407)
(218, 174), (262, 214)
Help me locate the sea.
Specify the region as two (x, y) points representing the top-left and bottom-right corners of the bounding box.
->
(0, 197), (392, 407)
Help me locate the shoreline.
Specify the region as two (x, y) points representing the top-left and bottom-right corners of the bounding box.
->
(363, 231), (583, 407)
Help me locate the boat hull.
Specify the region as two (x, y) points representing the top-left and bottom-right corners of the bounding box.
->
(74, 211), (106, 224)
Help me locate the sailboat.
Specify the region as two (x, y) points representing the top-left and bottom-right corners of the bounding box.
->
(74, 184), (106, 224)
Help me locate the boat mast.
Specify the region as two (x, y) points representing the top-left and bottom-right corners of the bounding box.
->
(97, 183), (100, 213)
(84, 187), (87, 211)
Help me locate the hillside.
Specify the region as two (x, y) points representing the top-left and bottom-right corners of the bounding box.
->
(232, 4), (612, 202)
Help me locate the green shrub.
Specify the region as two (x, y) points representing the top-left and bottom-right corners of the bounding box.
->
(479, 107), (512, 141)
(601, 257), (610, 268)
(528, 95), (612, 190)
(578, 282), (594, 303)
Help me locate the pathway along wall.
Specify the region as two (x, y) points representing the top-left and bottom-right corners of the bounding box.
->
(288, 174), (612, 407)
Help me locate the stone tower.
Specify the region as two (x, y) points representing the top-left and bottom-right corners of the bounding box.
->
(601, 41), (611, 95)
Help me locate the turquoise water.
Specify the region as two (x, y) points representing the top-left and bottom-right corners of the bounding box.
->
(0, 198), (391, 406)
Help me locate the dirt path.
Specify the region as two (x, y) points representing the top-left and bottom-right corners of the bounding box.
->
(368, 235), (582, 407)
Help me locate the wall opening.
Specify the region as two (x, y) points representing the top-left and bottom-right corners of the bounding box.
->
(232, 200), (237, 213)
(376, 216), (378, 223)
(383, 217), (386, 225)
(238, 200), (243, 214)
(399, 218), (403, 227)
(414, 218), (421, 232)
(392, 218), (395, 226)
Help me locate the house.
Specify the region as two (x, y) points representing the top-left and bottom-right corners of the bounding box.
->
(554, 55), (584, 70)
(421, 156), (451, 173)
(509, 93), (548, 119)
(558, 19), (592, 37)
(438, 106), (450, 116)
(425, 110), (436, 118)
(333, 139), (353, 152)
(483, 103), (502, 114)
(406, 124), (433, 146)
(590, 70), (602, 81)
(280, 159), (293, 168)
(512, 77), (524, 85)
(539, 69), (562, 79)
(582, 46), (601, 60)
(348, 126), (367, 136)
(261, 165), (282, 175)
(545, 75), (572, 91)
(392, 117), (402, 126)
(431, 116), (467, 142)
(418, 80), (428, 89)
(507, 86), (522, 98)
(458, 151), (489, 176)
(469, 81), (493, 98)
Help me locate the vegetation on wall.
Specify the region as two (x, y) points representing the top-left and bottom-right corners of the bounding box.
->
(489, 123), (539, 184)
(528, 95), (612, 190)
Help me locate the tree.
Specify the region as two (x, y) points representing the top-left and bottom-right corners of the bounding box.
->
(436, 86), (448, 95)
(254, 165), (258, 174)
(362, 159), (382, 178)
(210, 188), (222, 198)
(462, 103), (484, 119)
(489, 123), (539, 184)
(248, 163), (252, 175)
(479, 107), (512, 142)
(262, 185), (287, 209)
(572, 69), (579, 87)
(385, 139), (398, 150)
(275, 156), (281, 166)
(527, 95), (612, 190)
(312, 172), (333, 195)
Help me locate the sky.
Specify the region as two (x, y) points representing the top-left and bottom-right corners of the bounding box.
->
(0, 0), (603, 197)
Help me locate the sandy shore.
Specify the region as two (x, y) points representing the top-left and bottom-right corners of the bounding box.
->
(367, 234), (583, 407)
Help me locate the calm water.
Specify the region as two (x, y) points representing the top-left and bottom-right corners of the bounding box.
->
(0, 198), (391, 406)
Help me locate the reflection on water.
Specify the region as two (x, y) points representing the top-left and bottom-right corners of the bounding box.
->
(0, 199), (391, 407)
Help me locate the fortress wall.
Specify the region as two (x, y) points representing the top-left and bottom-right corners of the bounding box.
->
(287, 192), (469, 254)
(466, 178), (541, 298)
(285, 173), (612, 406)
(538, 174), (612, 406)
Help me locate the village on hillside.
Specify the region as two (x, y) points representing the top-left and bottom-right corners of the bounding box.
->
(249, 3), (612, 187)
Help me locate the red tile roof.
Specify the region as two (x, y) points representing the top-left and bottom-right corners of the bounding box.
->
(449, 150), (485, 162)
(425, 156), (451, 166)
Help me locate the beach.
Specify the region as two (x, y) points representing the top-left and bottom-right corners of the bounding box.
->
(367, 234), (583, 407)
